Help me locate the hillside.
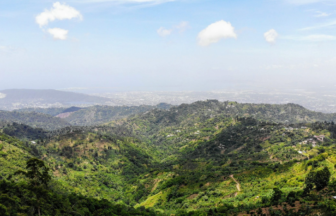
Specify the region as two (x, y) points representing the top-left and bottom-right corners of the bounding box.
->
(65, 104), (172, 126)
(0, 110), (70, 130)
(0, 89), (111, 110)
(0, 122), (48, 140)
(2, 120), (336, 215)
(2, 101), (336, 215)
(18, 107), (70, 116)
(0, 133), (157, 216)
(19, 103), (173, 127)
(108, 100), (336, 160)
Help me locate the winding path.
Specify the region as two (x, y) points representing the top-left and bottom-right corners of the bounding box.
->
(229, 174), (241, 194)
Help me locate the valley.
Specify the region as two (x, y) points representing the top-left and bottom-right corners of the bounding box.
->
(1, 100), (336, 215)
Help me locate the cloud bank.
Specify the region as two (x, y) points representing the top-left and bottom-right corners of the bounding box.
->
(264, 29), (278, 43)
(197, 20), (237, 47)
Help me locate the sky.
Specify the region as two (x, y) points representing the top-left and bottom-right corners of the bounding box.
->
(1, 0), (336, 93)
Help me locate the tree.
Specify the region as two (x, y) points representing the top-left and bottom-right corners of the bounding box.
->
(15, 158), (51, 216)
(270, 188), (283, 205)
(305, 167), (331, 193)
(286, 191), (296, 207)
(329, 180), (336, 192)
(0, 204), (9, 216)
(315, 167), (331, 190)
(15, 158), (51, 187)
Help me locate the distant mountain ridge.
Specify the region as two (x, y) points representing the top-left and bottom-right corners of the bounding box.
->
(0, 89), (111, 110)
(6, 100), (336, 133)
(5, 103), (173, 130)
(19, 104), (173, 127)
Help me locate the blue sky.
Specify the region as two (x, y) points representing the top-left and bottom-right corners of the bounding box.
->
(1, 0), (336, 92)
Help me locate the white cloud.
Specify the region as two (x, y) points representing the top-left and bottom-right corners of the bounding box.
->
(302, 34), (336, 41)
(264, 29), (279, 43)
(314, 11), (331, 17)
(285, 0), (333, 5)
(48, 28), (69, 40)
(175, 21), (189, 32)
(197, 20), (237, 47)
(157, 21), (189, 37)
(76, 0), (175, 3)
(283, 34), (336, 41)
(36, 2), (83, 28)
(157, 27), (172, 37)
(299, 20), (336, 31)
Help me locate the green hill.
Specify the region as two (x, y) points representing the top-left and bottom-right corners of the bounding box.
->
(0, 133), (157, 216)
(0, 110), (70, 130)
(2, 100), (336, 215)
(0, 122), (47, 140)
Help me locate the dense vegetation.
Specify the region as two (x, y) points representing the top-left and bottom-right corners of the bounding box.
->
(0, 157), (156, 216)
(0, 110), (70, 130)
(0, 122), (47, 140)
(2, 100), (336, 215)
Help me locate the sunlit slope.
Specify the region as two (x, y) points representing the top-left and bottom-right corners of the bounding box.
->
(108, 100), (336, 161)
(130, 121), (336, 214)
(31, 130), (156, 203)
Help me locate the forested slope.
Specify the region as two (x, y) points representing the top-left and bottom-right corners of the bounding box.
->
(107, 100), (336, 160)
(2, 100), (336, 215)
(0, 133), (158, 216)
(0, 110), (70, 130)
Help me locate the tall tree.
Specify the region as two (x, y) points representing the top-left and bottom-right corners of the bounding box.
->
(15, 158), (51, 216)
